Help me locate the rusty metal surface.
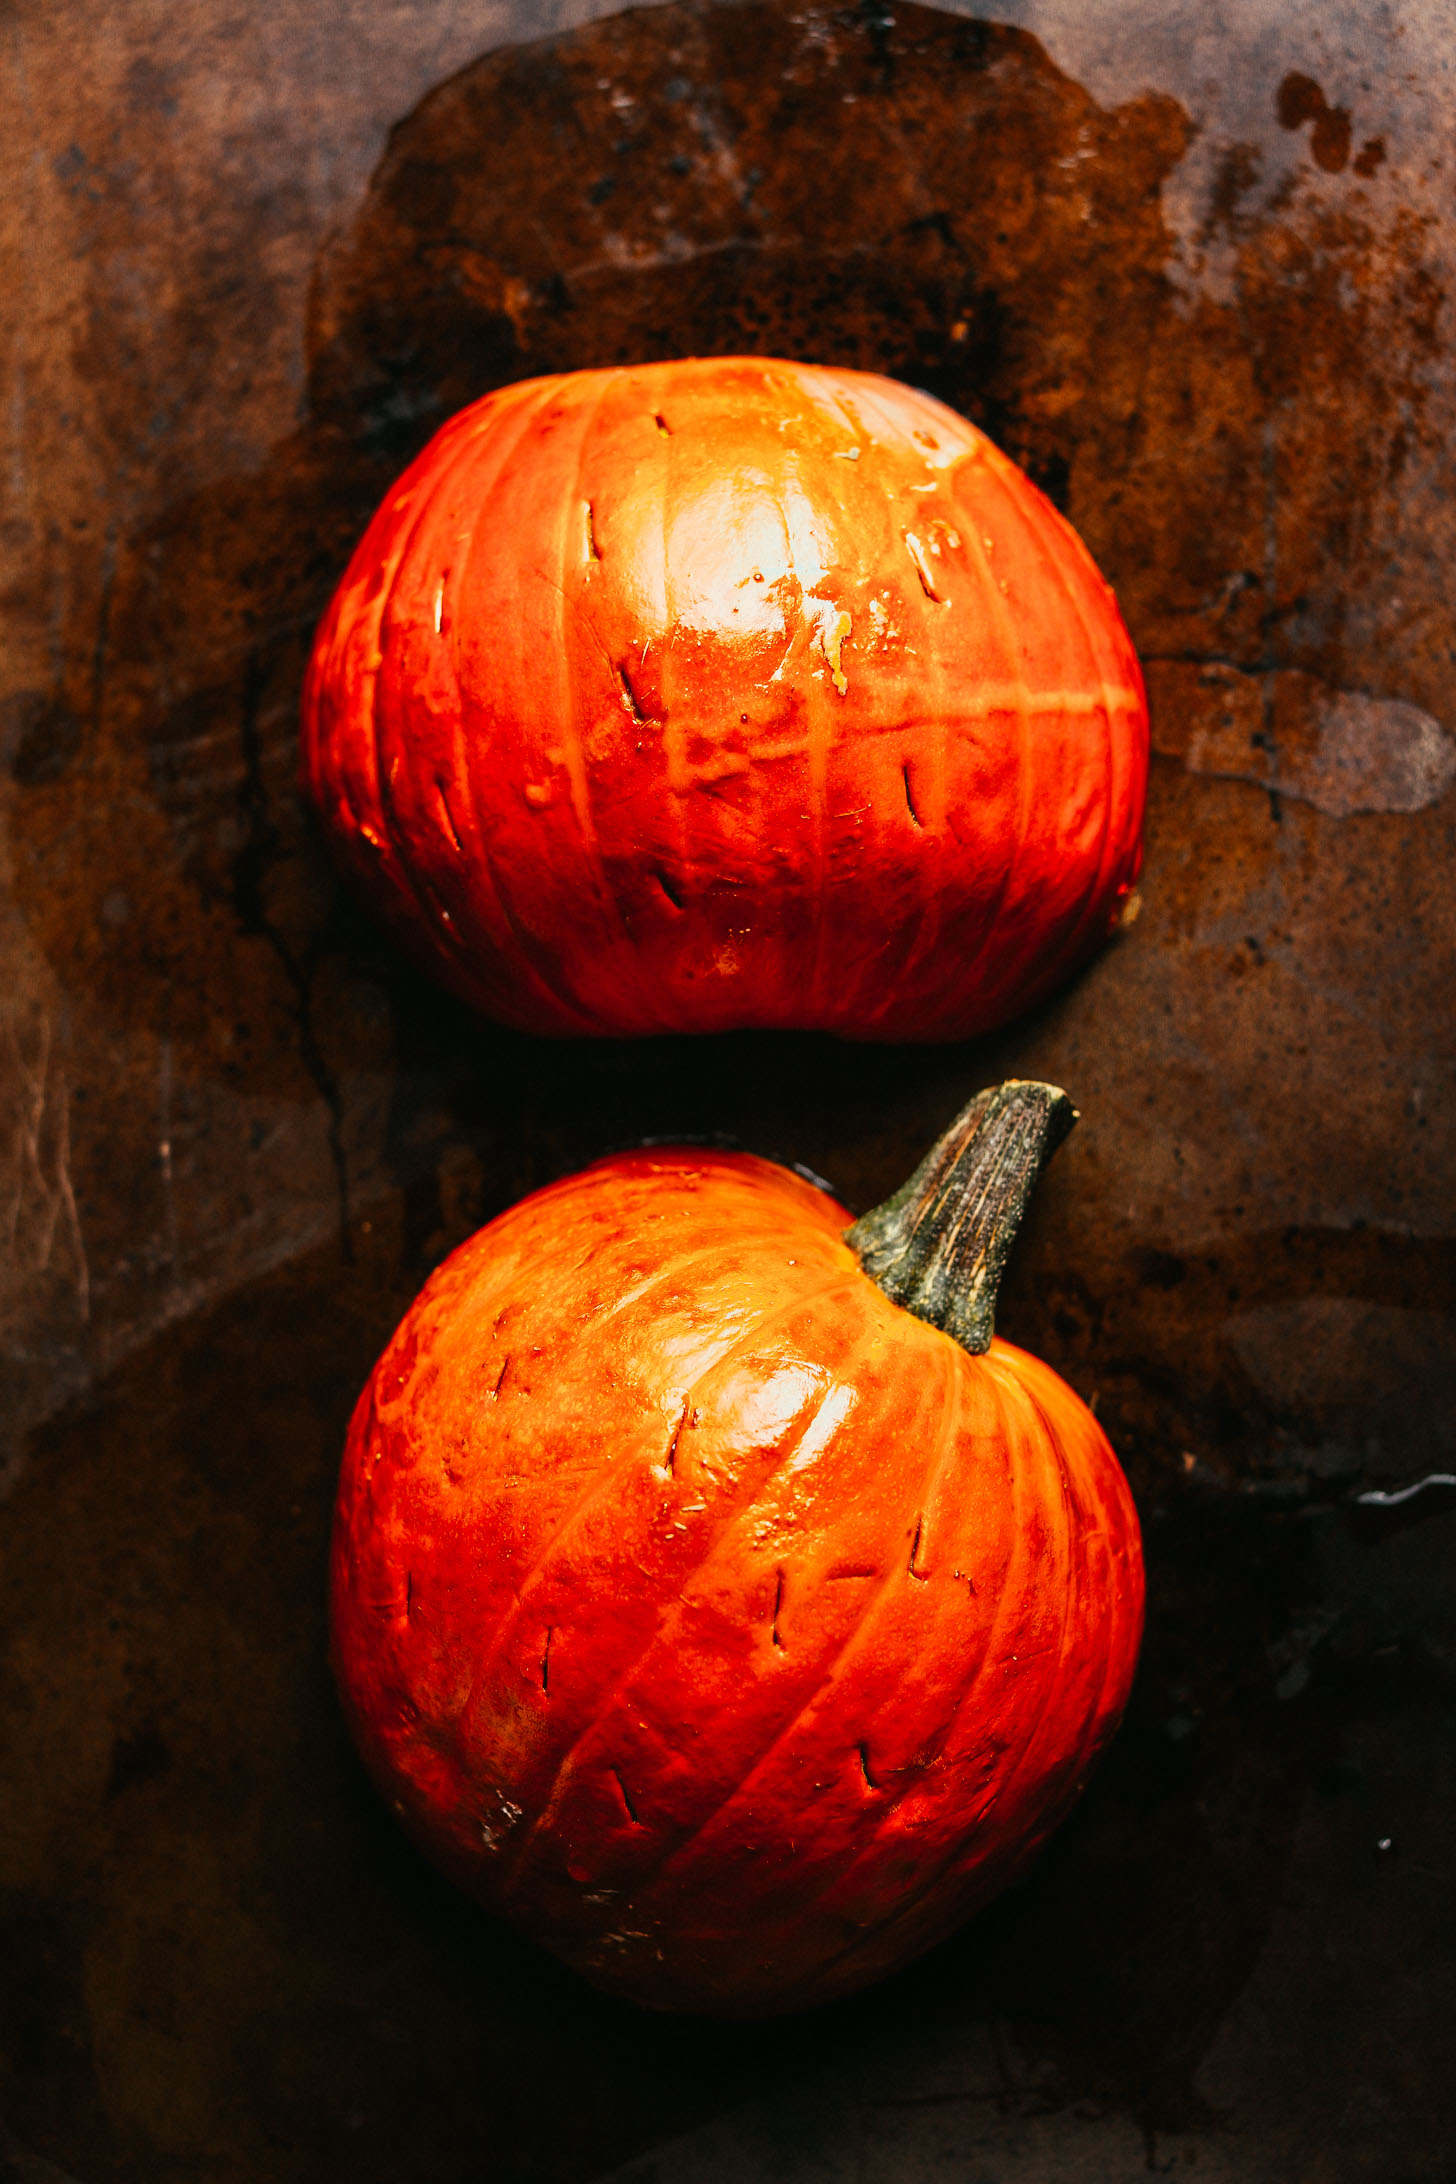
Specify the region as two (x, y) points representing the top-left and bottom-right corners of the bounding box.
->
(1, 2), (1453, 2179)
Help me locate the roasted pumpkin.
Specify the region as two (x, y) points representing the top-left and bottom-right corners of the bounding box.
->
(330, 1082), (1144, 2013)
(303, 358), (1147, 1039)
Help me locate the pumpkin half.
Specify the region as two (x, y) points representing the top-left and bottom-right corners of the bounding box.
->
(302, 358), (1148, 1040)
(330, 1084), (1144, 2014)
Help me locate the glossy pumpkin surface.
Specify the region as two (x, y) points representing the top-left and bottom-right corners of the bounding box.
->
(302, 358), (1148, 1039)
(330, 1146), (1145, 2014)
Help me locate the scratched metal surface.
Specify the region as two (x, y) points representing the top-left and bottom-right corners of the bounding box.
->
(1, 2), (1453, 2180)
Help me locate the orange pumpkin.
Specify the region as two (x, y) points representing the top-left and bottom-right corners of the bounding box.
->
(330, 1084), (1144, 2014)
(302, 358), (1147, 1040)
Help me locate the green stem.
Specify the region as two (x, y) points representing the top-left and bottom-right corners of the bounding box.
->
(845, 1081), (1076, 1356)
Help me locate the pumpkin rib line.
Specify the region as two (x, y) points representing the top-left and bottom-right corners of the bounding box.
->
(1021, 1373), (1142, 1755)
(1017, 1374), (1112, 1761)
(390, 390), (585, 1013)
(478, 1275), (873, 1886)
(918, 1370), (1121, 1882)
(936, 1362), (1086, 1822)
(816, 377), (951, 1022)
(652, 380), (695, 894)
(623, 1330), (963, 1910)
(352, 465), (461, 940)
(493, 1261), (858, 1663)
(488, 1292), (877, 1895)
(801, 594), (833, 1025)
(462, 1249), (765, 1621)
(846, 473), (1021, 1026)
(1045, 515), (1122, 954)
(830, 385), (980, 1026)
(495, 1275), (873, 1895)
(918, 484), (1038, 1017)
(560, 370), (667, 1031)
(715, 1354), (1043, 1961)
(767, 1356), (1074, 1977)
(446, 384), (609, 1030)
(806, 1363), (1090, 1987)
(366, 504), (496, 974)
(989, 477), (1122, 982)
(586, 1223), (843, 1334)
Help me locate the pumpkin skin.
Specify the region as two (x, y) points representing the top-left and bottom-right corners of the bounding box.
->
(302, 358), (1148, 1040)
(330, 1147), (1144, 2015)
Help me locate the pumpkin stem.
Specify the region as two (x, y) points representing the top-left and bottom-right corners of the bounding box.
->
(846, 1081), (1076, 1356)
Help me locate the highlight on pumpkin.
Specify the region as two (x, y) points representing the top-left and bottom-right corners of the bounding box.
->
(329, 1081), (1144, 2015)
(302, 357), (1149, 1041)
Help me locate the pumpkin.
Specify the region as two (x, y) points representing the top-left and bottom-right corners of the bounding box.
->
(302, 358), (1147, 1040)
(330, 1082), (1144, 2014)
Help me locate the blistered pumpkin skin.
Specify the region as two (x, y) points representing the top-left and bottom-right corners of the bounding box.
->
(302, 358), (1147, 1040)
(330, 1148), (1144, 2016)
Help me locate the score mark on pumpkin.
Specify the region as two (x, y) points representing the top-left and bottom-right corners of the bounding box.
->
(617, 664), (650, 724)
(807, 599), (852, 695)
(908, 1513), (928, 1580)
(663, 1398), (689, 1474)
(902, 764), (923, 828)
(857, 1742), (886, 1792)
(436, 781), (466, 856)
(611, 1766), (643, 1825)
(904, 531), (945, 604)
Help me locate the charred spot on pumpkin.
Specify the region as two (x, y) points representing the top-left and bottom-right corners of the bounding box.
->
(652, 412), (671, 436)
(652, 869), (684, 912)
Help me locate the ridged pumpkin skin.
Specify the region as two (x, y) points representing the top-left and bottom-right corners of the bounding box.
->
(330, 1148), (1144, 2014)
(303, 358), (1147, 1040)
